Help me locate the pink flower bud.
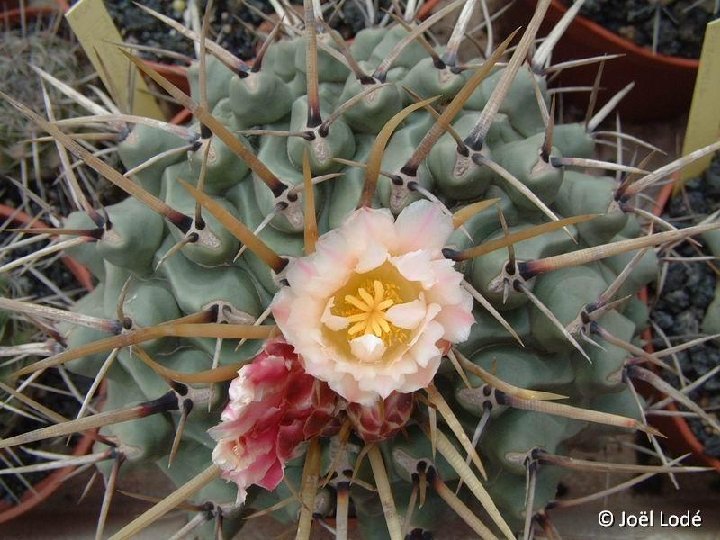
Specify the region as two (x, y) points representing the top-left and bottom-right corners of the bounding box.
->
(209, 338), (341, 501)
(348, 391), (414, 443)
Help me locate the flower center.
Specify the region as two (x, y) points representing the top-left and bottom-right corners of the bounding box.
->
(342, 279), (398, 339)
(326, 262), (420, 357)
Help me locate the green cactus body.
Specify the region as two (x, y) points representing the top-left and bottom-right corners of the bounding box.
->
(52, 9), (663, 538)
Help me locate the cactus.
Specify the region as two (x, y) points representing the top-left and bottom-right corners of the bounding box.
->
(0, 13), (92, 175)
(1, 0), (719, 538)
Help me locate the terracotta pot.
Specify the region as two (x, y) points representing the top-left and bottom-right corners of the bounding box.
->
(1, 1), (69, 14)
(638, 182), (720, 472)
(0, 204), (94, 291)
(0, 203), (97, 523)
(510, 0), (698, 121)
(0, 0), (94, 291)
(0, 430), (96, 524)
(1, 0), (67, 22)
(144, 59), (190, 96)
(414, 0), (442, 20)
(170, 107), (192, 126)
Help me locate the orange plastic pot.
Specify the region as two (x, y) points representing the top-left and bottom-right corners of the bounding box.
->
(0, 203), (97, 523)
(0, 431), (96, 524)
(638, 182), (720, 472)
(511, 0), (698, 121)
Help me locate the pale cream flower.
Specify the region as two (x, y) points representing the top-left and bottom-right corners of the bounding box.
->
(272, 200), (474, 406)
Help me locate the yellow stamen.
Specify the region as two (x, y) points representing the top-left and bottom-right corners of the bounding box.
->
(348, 322), (366, 335)
(324, 263), (418, 361)
(371, 319), (383, 337)
(345, 295), (369, 311)
(358, 287), (375, 306)
(339, 279), (403, 345)
(377, 299), (394, 311)
(373, 280), (384, 302)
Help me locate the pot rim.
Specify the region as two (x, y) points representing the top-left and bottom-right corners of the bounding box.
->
(546, 0), (699, 69)
(417, 0), (442, 20)
(1, 0), (68, 21)
(0, 204), (94, 291)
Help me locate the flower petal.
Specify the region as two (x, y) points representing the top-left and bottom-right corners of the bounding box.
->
(257, 459), (285, 491)
(271, 201), (472, 406)
(435, 296), (474, 342)
(425, 258), (466, 305)
(343, 206), (398, 253)
(406, 319), (444, 368)
(349, 334), (386, 363)
(385, 298), (427, 330)
(390, 250), (436, 286)
(355, 242), (389, 273)
(395, 199), (453, 252)
(398, 356), (442, 391)
(321, 297), (349, 331)
(271, 288), (293, 327)
(285, 259), (319, 292)
(358, 373), (403, 399)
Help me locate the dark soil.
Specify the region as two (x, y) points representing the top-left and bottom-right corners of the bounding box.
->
(1, 180), (94, 507)
(649, 154), (720, 457)
(0, 369), (92, 506)
(0, 167), (89, 299)
(95, 0), (393, 63)
(566, 0), (719, 59)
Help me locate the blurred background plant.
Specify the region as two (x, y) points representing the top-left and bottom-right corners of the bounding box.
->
(0, 1), (100, 515)
(0, 4), (94, 179)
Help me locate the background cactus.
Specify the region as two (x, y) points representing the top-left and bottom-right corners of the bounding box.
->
(0, 10), (92, 176)
(2, 0), (719, 538)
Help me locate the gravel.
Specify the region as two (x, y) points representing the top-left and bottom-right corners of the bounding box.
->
(1, 182), (94, 507)
(93, 0), (393, 63)
(566, 0), (719, 59)
(0, 370), (92, 506)
(649, 154), (720, 456)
